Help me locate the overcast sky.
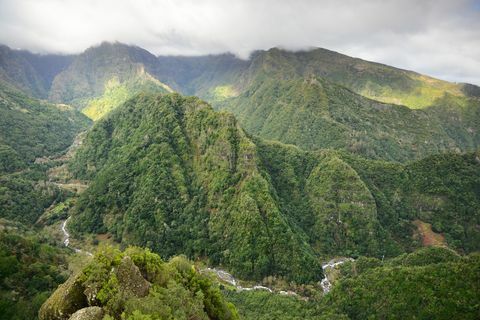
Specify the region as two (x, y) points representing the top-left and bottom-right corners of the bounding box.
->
(1, 0), (479, 84)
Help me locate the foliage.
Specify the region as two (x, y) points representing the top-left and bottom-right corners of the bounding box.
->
(70, 93), (322, 283)
(48, 42), (172, 113)
(324, 249), (480, 320)
(0, 221), (69, 320)
(40, 246), (238, 320)
(218, 75), (480, 162)
(0, 83), (91, 162)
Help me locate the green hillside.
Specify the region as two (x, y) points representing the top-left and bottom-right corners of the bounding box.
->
(324, 247), (480, 319)
(0, 45), (49, 98)
(0, 83), (90, 163)
(48, 42), (173, 119)
(218, 75), (479, 161)
(226, 247), (480, 320)
(69, 93), (322, 283)
(0, 83), (90, 224)
(69, 93), (480, 284)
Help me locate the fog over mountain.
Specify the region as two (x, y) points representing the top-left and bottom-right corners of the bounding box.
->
(1, 0), (479, 84)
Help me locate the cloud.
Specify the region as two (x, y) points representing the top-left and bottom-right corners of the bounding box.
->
(0, 0), (479, 84)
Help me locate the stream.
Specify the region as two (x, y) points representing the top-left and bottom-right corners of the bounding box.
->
(202, 267), (301, 296)
(61, 217), (93, 256)
(320, 258), (354, 293)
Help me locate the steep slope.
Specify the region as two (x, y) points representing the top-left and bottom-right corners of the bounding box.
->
(69, 92), (480, 283)
(0, 83), (91, 163)
(153, 47), (480, 161)
(18, 50), (74, 93)
(69, 93), (322, 282)
(323, 247), (480, 319)
(0, 45), (48, 98)
(242, 48), (479, 109)
(48, 42), (172, 119)
(0, 83), (90, 224)
(219, 75), (480, 161)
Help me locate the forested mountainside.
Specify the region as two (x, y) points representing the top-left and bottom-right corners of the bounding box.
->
(3, 42), (479, 161)
(0, 82), (90, 223)
(48, 42), (173, 120)
(69, 93), (322, 283)
(0, 45), (73, 98)
(0, 83), (90, 163)
(219, 75), (480, 161)
(69, 93), (480, 283)
(227, 247), (480, 320)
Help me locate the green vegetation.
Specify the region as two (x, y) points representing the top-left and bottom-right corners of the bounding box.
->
(81, 76), (170, 120)
(324, 247), (480, 319)
(1, 42), (479, 319)
(0, 83), (90, 224)
(217, 75), (479, 162)
(0, 220), (69, 320)
(70, 93), (480, 285)
(0, 83), (90, 162)
(222, 247), (480, 319)
(224, 291), (326, 320)
(70, 93), (321, 283)
(48, 42), (172, 119)
(39, 246), (238, 320)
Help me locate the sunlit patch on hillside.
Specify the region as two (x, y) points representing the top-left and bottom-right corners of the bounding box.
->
(210, 85), (239, 101)
(413, 219), (446, 247)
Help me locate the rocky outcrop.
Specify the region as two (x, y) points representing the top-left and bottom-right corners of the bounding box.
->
(39, 274), (88, 320)
(68, 307), (104, 320)
(115, 256), (150, 297)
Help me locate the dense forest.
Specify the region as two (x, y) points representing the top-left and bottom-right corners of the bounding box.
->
(69, 93), (480, 282)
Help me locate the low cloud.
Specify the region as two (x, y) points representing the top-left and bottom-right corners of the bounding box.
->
(0, 0), (479, 84)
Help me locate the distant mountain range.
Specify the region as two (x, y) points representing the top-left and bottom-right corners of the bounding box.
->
(2, 41), (479, 161)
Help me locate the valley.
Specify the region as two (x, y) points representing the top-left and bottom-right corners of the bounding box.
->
(0, 41), (479, 320)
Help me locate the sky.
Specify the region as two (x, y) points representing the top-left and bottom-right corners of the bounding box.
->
(1, 0), (479, 85)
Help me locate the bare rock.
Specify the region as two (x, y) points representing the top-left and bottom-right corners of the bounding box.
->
(68, 307), (104, 320)
(39, 274), (88, 320)
(115, 256), (150, 297)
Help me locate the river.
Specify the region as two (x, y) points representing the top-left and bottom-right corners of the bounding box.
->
(61, 217), (93, 256)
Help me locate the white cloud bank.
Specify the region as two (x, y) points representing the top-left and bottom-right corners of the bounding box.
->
(0, 0), (479, 84)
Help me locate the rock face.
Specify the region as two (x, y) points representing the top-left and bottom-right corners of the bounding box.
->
(115, 256), (150, 297)
(68, 307), (104, 320)
(38, 274), (88, 320)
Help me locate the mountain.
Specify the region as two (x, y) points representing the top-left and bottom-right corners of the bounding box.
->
(69, 93), (323, 283)
(0, 83), (90, 164)
(49, 42), (173, 119)
(0, 44), (48, 98)
(5, 42), (478, 160)
(202, 49), (480, 161)
(0, 45), (73, 98)
(69, 93), (480, 284)
(0, 83), (90, 225)
(38, 43), (480, 161)
(219, 75), (480, 161)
